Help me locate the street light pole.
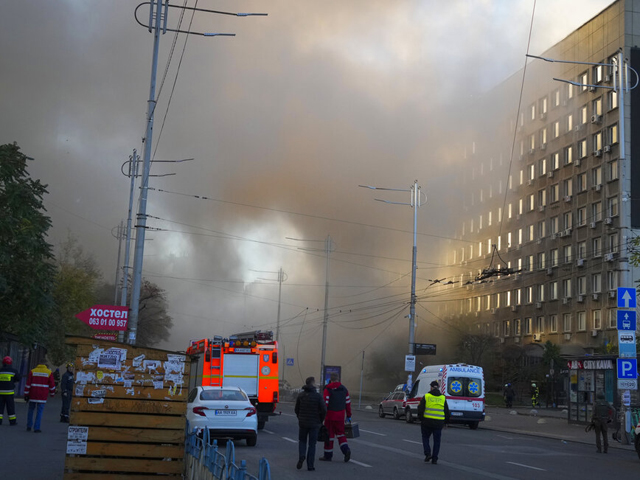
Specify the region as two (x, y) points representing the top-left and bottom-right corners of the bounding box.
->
(320, 235), (331, 386)
(360, 180), (423, 356)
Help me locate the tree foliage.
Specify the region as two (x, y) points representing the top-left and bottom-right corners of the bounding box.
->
(0, 143), (56, 345)
(457, 333), (498, 367)
(47, 234), (102, 364)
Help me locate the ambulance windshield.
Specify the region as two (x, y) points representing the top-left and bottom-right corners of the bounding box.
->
(447, 377), (482, 398)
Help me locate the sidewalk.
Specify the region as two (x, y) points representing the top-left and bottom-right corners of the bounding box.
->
(1, 395), (67, 480)
(484, 406), (636, 452)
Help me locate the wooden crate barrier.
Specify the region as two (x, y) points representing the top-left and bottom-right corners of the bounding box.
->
(63, 336), (189, 479)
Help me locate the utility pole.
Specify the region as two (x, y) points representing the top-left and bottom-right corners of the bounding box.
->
(320, 235), (332, 386)
(127, 0), (266, 345)
(358, 350), (365, 409)
(360, 180), (423, 355)
(113, 221), (124, 304)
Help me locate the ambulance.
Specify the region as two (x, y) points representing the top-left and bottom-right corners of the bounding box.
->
(405, 364), (485, 429)
(187, 330), (279, 430)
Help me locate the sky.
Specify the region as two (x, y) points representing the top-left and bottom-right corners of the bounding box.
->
(0, 0), (616, 385)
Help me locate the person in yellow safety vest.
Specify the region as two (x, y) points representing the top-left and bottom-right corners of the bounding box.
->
(417, 380), (450, 465)
(0, 356), (22, 426)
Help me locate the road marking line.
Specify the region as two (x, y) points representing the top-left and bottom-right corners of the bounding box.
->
(402, 439), (422, 445)
(360, 429), (386, 436)
(280, 413), (296, 417)
(496, 435), (514, 440)
(349, 460), (372, 468)
(263, 429), (275, 435)
(282, 437), (297, 443)
(506, 462), (546, 471)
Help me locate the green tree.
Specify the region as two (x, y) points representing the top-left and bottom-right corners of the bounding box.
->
(47, 234), (102, 364)
(0, 143), (56, 345)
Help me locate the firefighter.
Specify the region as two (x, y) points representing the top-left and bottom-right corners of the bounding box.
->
(530, 382), (540, 408)
(320, 372), (352, 463)
(60, 363), (74, 423)
(0, 356), (22, 425)
(24, 363), (56, 432)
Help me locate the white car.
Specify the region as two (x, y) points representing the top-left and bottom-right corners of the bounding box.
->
(186, 386), (258, 446)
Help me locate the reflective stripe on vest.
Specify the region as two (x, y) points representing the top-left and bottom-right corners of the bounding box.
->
(423, 393), (445, 420)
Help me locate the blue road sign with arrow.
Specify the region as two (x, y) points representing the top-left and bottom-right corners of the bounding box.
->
(617, 288), (637, 309)
(617, 310), (637, 331)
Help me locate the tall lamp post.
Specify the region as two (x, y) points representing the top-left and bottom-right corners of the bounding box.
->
(127, 1), (266, 345)
(528, 51), (639, 444)
(360, 180), (424, 356)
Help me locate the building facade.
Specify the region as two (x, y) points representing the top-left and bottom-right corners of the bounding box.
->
(438, 0), (640, 362)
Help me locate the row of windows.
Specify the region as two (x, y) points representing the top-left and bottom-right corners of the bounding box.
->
(494, 309), (613, 337)
(460, 271), (618, 313)
(467, 158), (618, 210)
(521, 112), (618, 154)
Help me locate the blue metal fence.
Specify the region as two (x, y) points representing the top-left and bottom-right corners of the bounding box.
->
(184, 425), (271, 480)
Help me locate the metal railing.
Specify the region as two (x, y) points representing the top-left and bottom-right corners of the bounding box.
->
(185, 425), (270, 480)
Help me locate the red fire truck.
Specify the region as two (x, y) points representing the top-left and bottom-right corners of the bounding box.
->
(187, 330), (279, 429)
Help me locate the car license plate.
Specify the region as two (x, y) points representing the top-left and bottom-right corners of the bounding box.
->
(451, 412), (463, 416)
(215, 410), (236, 416)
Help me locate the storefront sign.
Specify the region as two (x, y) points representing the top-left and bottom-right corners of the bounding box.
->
(567, 359), (614, 370)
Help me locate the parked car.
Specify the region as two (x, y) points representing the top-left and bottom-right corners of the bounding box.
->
(187, 386), (258, 446)
(378, 390), (408, 420)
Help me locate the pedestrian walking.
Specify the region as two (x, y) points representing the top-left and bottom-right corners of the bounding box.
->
(591, 392), (612, 453)
(0, 356), (22, 425)
(24, 363), (56, 433)
(418, 380), (450, 465)
(60, 363), (74, 423)
(295, 376), (326, 471)
(504, 383), (515, 409)
(320, 372), (352, 463)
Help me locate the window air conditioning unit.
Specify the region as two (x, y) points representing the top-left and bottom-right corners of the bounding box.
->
(594, 184), (602, 192)
(547, 171), (554, 178)
(475, 311), (480, 317)
(527, 179), (534, 186)
(516, 214), (521, 220)
(536, 302), (542, 309)
(577, 295), (584, 303)
(591, 330), (599, 337)
(538, 205), (545, 212)
(537, 238), (543, 245)
(514, 336), (521, 343)
(609, 290), (616, 299)
(540, 143), (547, 151)
(511, 306), (517, 312)
(541, 112), (547, 120)
(590, 222), (597, 229)
(564, 228), (572, 236)
(491, 308), (497, 315)
(564, 333), (572, 341)
(604, 145), (611, 153)
(547, 268), (553, 276)
(594, 149), (603, 157)
(605, 253), (615, 262)
(562, 298), (570, 305)
(499, 337), (505, 344)
(564, 196), (571, 203)
(605, 217), (612, 225)
(533, 333), (542, 342)
(605, 74), (612, 83)
(593, 293), (600, 301)
(529, 149), (535, 155)
(591, 114), (602, 124)
(577, 258), (584, 267)
(575, 158), (581, 167)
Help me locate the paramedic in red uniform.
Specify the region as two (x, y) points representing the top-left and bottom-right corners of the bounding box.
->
(320, 372), (352, 462)
(24, 363), (56, 432)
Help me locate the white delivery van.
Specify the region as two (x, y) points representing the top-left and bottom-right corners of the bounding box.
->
(404, 364), (485, 429)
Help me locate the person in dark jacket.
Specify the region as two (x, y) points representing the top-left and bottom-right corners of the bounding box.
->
(417, 380), (450, 465)
(591, 392), (612, 453)
(504, 383), (515, 408)
(60, 363), (74, 423)
(0, 356), (22, 425)
(295, 377), (326, 471)
(321, 372), (352, 462)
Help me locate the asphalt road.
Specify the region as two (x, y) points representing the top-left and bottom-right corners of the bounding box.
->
(232, 402), (639, 480)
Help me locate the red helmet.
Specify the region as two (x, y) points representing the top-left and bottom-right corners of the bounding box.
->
(2, 356), (12, 365)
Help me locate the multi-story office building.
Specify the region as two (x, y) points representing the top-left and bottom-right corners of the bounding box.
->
(439, 0), (640, 362)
